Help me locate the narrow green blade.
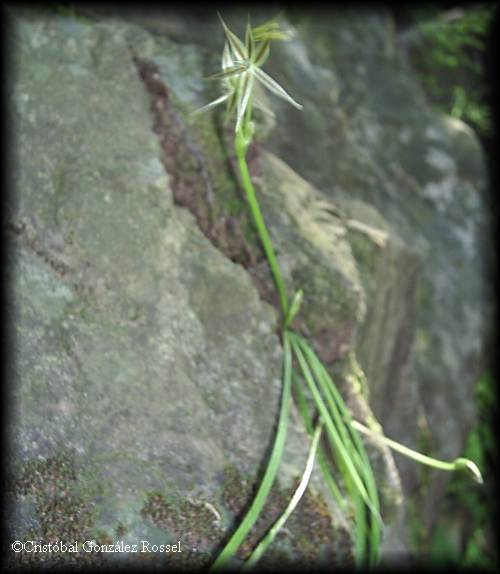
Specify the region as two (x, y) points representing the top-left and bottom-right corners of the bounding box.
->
(209, 331), (293, 571)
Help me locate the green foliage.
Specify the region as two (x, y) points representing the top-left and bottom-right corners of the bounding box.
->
(289, 332), (381, 568)
(403, 5), (496, 137)
(209, 333), (293, 571)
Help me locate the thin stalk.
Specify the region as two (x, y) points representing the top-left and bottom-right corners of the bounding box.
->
(242, 421), (324, 571)
(351, 420), (483, 484)
(209, 331), (293, 571)
(235, 127), (288, 317)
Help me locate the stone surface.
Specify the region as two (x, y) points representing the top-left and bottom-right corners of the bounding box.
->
(7, 4), (491, 569)
(7, 9), (354, 569)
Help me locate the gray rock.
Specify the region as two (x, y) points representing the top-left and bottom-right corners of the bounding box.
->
(7, 4), (491, 569)
(9, 9), (349, 570)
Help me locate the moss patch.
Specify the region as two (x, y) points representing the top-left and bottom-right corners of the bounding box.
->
(8, 451), (103, 568)
(141, 492), (222, 570)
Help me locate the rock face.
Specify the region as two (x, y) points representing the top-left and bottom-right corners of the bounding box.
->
(7, 5), (491, 569)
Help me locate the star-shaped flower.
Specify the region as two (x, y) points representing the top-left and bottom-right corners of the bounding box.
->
(195, 14), (302, 133)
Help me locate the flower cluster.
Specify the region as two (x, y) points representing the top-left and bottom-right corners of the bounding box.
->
(196, 14), (302, 132)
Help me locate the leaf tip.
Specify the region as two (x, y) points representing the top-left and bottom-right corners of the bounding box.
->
(455, 457), (484, 484)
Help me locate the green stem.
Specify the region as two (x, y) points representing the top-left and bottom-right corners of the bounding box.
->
(235, 128), (288, 317)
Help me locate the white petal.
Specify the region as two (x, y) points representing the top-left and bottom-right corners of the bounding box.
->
(235, 73), (254, 132)
(253, 66), (302, 110)
(235, 72), (254, 133)
(207, 63), (247, 80)
(222, 43), (234, 70)
(192, 93), (230, 115)
(217, 13), (247, 61)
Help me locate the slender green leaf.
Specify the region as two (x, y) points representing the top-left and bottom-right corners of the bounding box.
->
(288, 333), (371, 508)
(242, 420), (323, 571)
(209, 331), (293, 571)
(352, 420), (484, 484)
(284, 289), (303, 327)
(292, 369), (345, 508)
(297, 337), (382, 565)
(353, 493), (368, 567)
(292, 335), (384, 564)
(305, 373), (370, 568)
